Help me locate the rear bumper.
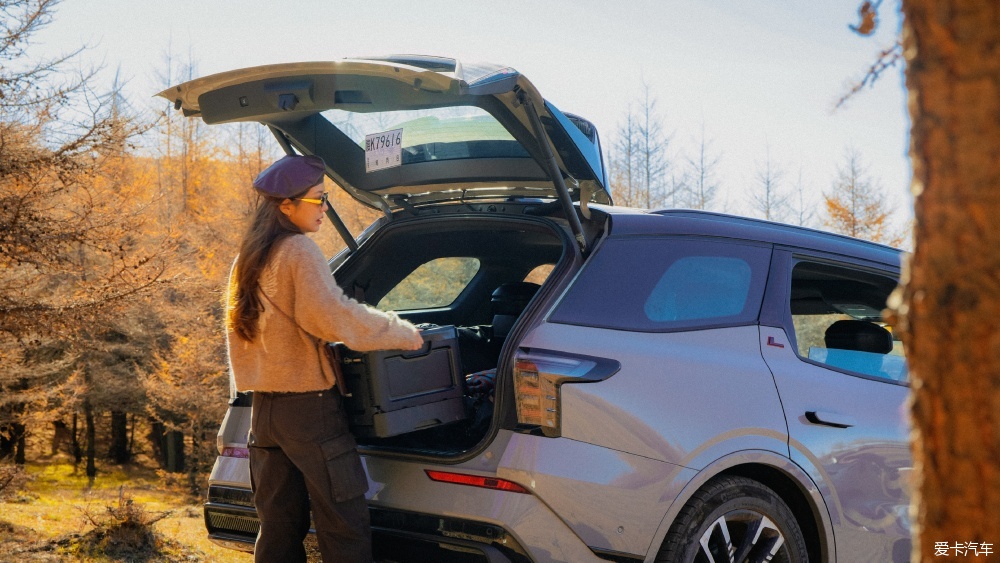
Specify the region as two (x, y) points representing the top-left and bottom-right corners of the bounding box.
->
(204, 502), (257, 552)
(203, 491), (525, 562)
(373, 526), (518, 562)
(365, 458), (614, 562)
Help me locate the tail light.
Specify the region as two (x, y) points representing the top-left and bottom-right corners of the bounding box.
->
(221, 447), (249, 459)
(512, 349), (619, 437)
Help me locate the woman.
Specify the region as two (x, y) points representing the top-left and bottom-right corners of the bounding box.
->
(226, 154), (423, 563)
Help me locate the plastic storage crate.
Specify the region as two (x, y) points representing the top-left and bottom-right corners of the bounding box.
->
(340, 325), (467, 438)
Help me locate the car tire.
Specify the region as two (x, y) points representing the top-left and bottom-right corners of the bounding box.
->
(655, 475), (809, 563)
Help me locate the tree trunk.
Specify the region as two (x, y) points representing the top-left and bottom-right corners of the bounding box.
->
(72, 412), (82, 463)
(0, 426), (12, 460)
(165, 430), (185, 473)
(13, 422), (25, 465)
(108, 411), (129, 464)
(149, 419), (166, 467)
(897, 2), (1000, 560)
(128, 413), (135, 457)
(188, 429), (202, 495)
(84, 401), (96, 479)
(0, 423), (26, 464)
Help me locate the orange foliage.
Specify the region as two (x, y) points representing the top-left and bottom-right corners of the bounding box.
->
(823, 147), (906, 246)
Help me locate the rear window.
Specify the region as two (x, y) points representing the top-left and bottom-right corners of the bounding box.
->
(550, 237), (770, 331)
(377, 257), (480, 311)
(322, 106), (529, 166)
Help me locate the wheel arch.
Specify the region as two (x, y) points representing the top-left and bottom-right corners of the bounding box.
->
(644, 451), (834, 563)
(720, 463), (826, 563)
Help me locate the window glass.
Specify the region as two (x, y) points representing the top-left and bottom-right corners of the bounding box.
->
(524, 264), (554, 285)
(790, 261), (907, 383)
(550, 237), (770, 332)
(377, 257), (480, 311)
(322, 106), (528, 166)
(644, 257), (752, 321)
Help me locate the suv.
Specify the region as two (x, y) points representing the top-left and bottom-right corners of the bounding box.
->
(163, 56), (911, 562)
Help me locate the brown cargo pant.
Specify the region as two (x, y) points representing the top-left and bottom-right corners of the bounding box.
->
(249, 388), (371, 563)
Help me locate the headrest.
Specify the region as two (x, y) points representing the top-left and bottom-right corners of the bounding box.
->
(825, 320), (893, 354)
(491, 282), (541, 316)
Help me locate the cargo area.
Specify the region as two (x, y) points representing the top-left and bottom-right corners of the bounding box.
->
(331, 213), (572, 455)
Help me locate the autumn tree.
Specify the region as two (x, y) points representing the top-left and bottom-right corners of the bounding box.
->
(892, 2), (1000, 560)
(0, 0), (166, 471)
(118, 50), (231, 481)
(824, 146), (902, 244)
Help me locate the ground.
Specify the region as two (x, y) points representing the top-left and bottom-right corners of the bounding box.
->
(0, 458), (255, 562)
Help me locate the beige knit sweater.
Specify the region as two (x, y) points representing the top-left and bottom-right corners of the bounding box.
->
(226, 234), (422, 393)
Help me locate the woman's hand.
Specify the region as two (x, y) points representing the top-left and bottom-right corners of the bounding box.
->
(403, 329), (425, 351)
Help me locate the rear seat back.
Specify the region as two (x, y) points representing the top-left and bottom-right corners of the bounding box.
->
(491, 282), (541, 340)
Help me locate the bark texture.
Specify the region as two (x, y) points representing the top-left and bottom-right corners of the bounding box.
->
(898, 2), (1000, 560)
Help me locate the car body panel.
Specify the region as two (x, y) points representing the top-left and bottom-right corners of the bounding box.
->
(364, 430), (609, 563)
(761, 326), (912, 561)
(209, 404), (252, 488)
(208, 455), (250, 489)
(494, 322), (792, 556)
(496, 431), (684, 557)
(217, 403), (251, 449)
(518, 322), (790, 468)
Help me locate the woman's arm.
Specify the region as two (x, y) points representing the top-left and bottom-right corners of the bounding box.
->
(282, 236), (423, 351)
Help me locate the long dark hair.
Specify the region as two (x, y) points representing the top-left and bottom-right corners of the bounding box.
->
(231, 194), (304, 341)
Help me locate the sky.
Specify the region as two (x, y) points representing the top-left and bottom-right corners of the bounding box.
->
(30, 0), (912, 229)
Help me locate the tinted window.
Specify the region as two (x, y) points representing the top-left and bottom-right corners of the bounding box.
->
(377, 257), (480, 311)
(550, 237), (770, 331)
(644, 257), (752, 321)
(322, 106), (529, 166)
(789, 261), (907, 383)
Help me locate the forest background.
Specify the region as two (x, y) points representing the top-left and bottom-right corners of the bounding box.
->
(0, 0), (912, 558)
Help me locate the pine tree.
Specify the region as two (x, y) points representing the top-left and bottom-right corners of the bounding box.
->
(823, 147), (901, 245)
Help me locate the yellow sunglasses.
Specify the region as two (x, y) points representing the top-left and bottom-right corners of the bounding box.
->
(294, 192), (329, 206)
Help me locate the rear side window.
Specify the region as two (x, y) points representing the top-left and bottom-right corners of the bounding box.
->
(789, 261), (907, 383)
(377, 257), (480, 311)
(550, 237), (770, 331)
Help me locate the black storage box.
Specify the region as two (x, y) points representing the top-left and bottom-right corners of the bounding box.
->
(340, 325), (467, 438)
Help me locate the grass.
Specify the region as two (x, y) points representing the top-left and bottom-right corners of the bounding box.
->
(0, 457), (252, 562)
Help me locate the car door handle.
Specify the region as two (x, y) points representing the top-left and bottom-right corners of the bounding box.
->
(805, 411), (856, 428)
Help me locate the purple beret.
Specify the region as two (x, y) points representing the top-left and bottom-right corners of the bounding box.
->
(253, 155), (326, 198)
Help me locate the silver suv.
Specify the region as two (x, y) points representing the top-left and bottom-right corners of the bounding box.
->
(163, 56), (911, 562)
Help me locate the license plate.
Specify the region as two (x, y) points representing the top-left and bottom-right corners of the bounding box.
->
(365, 128), (403, 173)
